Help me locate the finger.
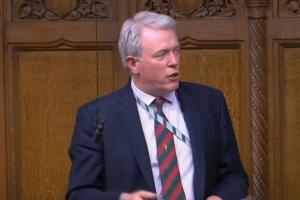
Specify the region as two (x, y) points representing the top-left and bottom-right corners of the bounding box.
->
(135, 190), (157, 199)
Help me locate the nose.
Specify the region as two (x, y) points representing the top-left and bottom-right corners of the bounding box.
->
(168, 50), (179, 67)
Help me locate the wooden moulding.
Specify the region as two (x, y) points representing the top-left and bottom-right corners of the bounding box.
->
(246, 0), (269, 200)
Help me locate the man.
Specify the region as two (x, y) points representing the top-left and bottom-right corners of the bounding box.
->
(67, 11), (248, 200)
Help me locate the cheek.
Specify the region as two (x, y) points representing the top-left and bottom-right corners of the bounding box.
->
(148, 66), (165, 78)
(143, 68), (161, 80)
(139, 58), (168, 78)
(141, 62), (164, 75)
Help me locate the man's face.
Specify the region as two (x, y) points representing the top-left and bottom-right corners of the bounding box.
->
(130, 26), (180, 97)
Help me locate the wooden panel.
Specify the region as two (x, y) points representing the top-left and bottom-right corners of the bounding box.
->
(173, 0), (200, 13)
(0, 0), (6, 198)
(7, 49), (114, 199)
(44, 0), (77, 16)
(14, 0), (115, 21)
(281, 47), (300, 200)
(0, 1), (7, 198)
(138, 0), (242, 18)
(180, 45), (242, 145)
(7, 1), (300, 199)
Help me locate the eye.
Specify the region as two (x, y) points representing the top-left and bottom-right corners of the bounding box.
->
(154, 51), (168, 60)
(173, 47), (180, 55)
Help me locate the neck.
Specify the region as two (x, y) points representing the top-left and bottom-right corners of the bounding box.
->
(131, 78), (171, 97)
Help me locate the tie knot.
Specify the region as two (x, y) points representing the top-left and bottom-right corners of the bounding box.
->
(154, 97), (167, 105)
(153, 98), (167, 113)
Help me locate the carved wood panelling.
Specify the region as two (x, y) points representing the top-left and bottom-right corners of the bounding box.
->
(277, 44), (300, 200)
(249, 19), (268, 200)
(141, 0), (238, 18)
(18, 0), (110, 20)
(18, 0), (60, 20)
(179, 37), (243, 149)
(281, 47), (300, 200)
(1, 1), (299, 200)
(283, 0), (300, 16)
(6, 41), (117, 199)
(277, 0), (300, 17)
(0, 3), (6, 197)
(246, 1), (269, 199)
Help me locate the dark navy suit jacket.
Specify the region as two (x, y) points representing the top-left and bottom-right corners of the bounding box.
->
(66, 81), (248, 200)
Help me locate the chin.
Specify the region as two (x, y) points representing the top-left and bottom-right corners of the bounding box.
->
(153, 81), (179, 96)
(166, 82), (179, 92)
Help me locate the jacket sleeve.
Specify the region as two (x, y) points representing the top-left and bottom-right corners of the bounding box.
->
(66, 105), (121, 200)
(210, 93), (249, 200)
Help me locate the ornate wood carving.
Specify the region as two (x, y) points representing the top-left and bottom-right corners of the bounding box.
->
(19, 0), (109, 20)
(143, 0), (237, 19)
(249, 20), (268, 200)
(19, 0), (60, 20)
(63, 0), (109, 20)
(190, 0), (236, 17)
(144, 0), (185, 18)
(246, 0), (268, 6)
(284, 0), (300, 16)
(246, 0), (269, 199)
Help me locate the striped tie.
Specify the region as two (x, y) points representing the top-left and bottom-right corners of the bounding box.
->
(153, 98), (186, 200)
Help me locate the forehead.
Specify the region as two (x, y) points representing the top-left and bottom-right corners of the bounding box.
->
(140, 26), (179, 50)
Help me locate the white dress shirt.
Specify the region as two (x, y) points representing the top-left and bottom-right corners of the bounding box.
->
(131, 80), (195, 200)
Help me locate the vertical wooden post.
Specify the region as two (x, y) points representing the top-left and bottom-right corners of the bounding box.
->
(246, 1), (269, 199)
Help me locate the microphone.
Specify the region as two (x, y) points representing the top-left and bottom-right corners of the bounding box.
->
(94, 114), (105, 144)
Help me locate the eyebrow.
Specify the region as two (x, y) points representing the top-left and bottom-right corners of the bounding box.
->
(154, 45), (180, 55)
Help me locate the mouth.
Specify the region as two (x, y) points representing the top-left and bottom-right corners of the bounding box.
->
(168, 72), (179, 80)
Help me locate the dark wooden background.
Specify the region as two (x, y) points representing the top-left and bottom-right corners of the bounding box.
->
(0, 0), (299, 199)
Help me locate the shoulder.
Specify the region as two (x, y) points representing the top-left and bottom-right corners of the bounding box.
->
(177, 81), (227, 114)
(178, 81), (223, 98)
(78, 83), (131, 115)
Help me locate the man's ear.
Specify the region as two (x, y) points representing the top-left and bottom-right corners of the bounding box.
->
(126, 56), (140, 74)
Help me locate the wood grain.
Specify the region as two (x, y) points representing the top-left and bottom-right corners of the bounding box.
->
(13, 49), (113, 199)
(180, 47), (241, 145)
(281, 47), (300, 200)
(1, 0), (300, 199)
(0, 6), (7, 199)
(46, 0), (76, 16)
(173, 0), (200, 14)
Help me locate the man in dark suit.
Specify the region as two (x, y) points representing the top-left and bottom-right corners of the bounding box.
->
(66, 11), (248, 200)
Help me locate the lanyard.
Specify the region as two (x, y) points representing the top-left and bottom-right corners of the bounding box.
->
(135, 95), (191, 147)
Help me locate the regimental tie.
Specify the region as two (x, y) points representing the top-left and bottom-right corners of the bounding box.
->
(153, 98), (186, 200)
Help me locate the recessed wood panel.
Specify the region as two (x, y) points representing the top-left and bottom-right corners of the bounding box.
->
(173, 0), (201, 14)
(13, 49), (113, 199)
(46, 0), (77, 16)
(281, 47), (300, 200)
(180, 47), (241, 143)
(0, 28), (7, 200)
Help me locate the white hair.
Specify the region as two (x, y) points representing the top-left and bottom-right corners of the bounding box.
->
(118, 11), (177, 68)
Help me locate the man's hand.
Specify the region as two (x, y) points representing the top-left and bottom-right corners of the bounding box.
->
(207, 195), (222, 200)
(120, 190), (157, 200)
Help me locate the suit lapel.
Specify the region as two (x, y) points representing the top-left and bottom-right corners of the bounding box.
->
(113, 82), (206, 197)
(115, 83), (156, 192)
(176, 84), (206, 199)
